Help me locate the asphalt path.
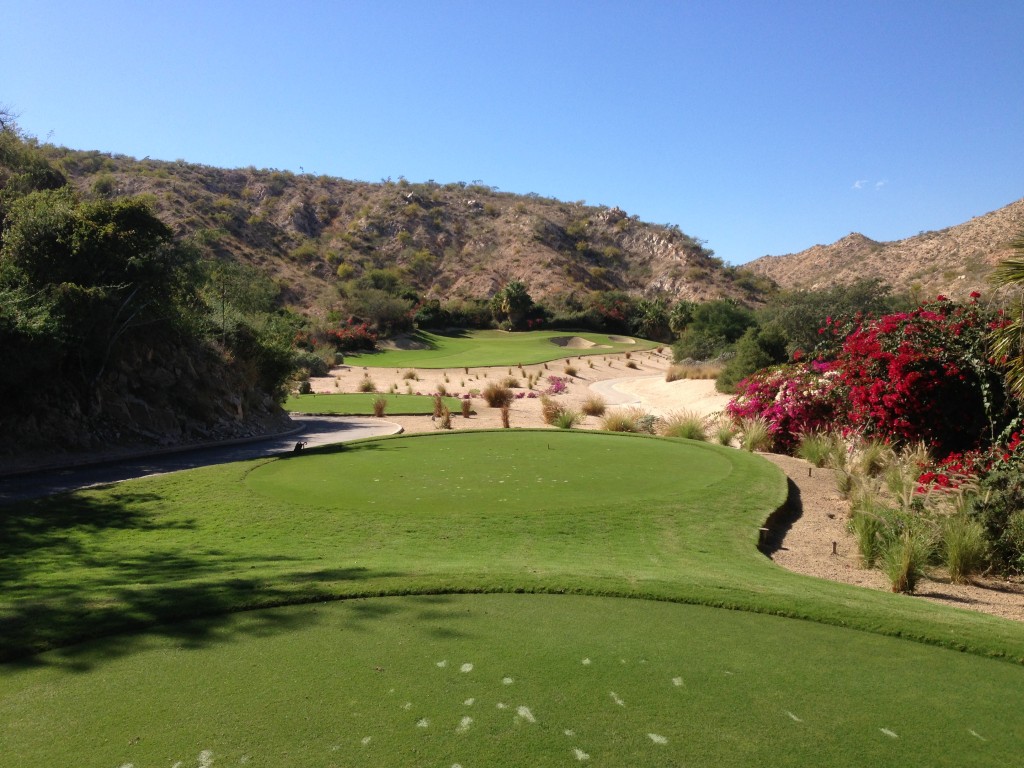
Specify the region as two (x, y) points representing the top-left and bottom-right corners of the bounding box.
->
(0, 416), (402, 505)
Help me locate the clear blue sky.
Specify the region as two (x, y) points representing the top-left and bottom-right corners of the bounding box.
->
(3, 1), (1022, 264)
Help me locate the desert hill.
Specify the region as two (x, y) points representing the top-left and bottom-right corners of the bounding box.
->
(44, 147), (772, 313)
(746, 197), (1024, 299)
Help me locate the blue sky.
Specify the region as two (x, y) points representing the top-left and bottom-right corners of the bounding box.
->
(3, 1), (1022, 264)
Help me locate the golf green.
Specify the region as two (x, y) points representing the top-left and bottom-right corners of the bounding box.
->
(284, 392), (463, 415)
(345, 329), (657, 367)
(4, 594), (1021, 767)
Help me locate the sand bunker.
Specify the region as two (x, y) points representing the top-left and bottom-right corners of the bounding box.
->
(607, 335), (636, 344)
(379, 334), (432, 351)
(550, 336), (598, 349)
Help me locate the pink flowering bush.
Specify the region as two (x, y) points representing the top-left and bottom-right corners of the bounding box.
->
(726, 363), (843, 453)
(545, 375), (569, 395)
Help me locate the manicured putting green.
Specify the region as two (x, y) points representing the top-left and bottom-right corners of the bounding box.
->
(283, 392), (463, 415)
(346, 329), (657, 367)
(4, 594), (1022, 767)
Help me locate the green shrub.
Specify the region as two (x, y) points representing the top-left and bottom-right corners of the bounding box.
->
(941, 514), (988, 584)
(298, 379), (312, 395)
(965, 468), (1024, 572)
(659, 410), (707, 441)
(714, 420), (737, 446)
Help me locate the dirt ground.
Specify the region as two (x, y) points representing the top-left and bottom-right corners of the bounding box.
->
(308, 348), (1024, 623)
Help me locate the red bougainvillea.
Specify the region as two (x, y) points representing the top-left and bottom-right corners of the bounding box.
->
(832, 296), (1005, 456)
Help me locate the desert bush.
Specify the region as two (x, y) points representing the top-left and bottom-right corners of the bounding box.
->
(358, 376), (377, 393)
(625, 360), (638, 370)
(665, 362), (724, 381)
(500, 403), (510, 428)
(796, 432), (844, 468)
(555, 408), (583, 429)
(297, 379), (312, 395)
(372, 395), (388, 417)
(739, 416), (773, 452)
(580, 394), (607, 417)
(540, 395), (564, 425)
(432, 393), (445, 418)
(436, 383), (448, 397)
(436, 404), (452, 429)
(482, 382), (514, 407)
(564, 364), (578, 377)
(461, 399), (472, 418)
(941, 513), (988, 584)
(402, 370), (419, 380)
(881, 522), (935, 594)
(964, 468), (1024, 572)
(659, 410), (707, 441)
(835, 470), (854, 499)
(502, 376), (520, 388)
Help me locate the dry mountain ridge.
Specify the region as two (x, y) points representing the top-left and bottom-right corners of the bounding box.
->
(746, 197), (1024, 299)
(46, 147), (773, 314)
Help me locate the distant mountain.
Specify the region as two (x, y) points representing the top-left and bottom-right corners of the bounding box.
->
(745, 198), (1024, 300)
(45, 147), (772, 313)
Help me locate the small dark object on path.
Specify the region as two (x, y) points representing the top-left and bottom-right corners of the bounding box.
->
(293, 441), (307, 453)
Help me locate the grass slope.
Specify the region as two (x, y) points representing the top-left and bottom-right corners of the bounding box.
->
(3, 430), (1024, 665)
(4, 594), (1023, 767)
(346, 329), (657, 368)
(284, 392), (463, 415)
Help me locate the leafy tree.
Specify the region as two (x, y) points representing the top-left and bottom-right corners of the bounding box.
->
(672, 300), (756, 361)
(491, 280), (534, 329)
(629, 297), (671, 341)
(668, 300), (695, 336)
(989, 232), (1024, 399)
(715, 324), (789, 393)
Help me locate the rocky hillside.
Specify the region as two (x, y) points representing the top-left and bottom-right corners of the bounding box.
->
(746, 197), (1024, 299)
(42, 146), (772, 313)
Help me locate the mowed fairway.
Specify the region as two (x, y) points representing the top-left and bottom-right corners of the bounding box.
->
(5, 594), (1024, 767)
(4, 430), (1024, 766)
(345, 329), (656, 367)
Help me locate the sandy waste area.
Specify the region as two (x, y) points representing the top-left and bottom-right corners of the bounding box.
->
(306, 344), (1024, 623)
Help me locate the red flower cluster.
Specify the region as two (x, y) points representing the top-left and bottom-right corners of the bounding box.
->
(326, 322), (378, 352)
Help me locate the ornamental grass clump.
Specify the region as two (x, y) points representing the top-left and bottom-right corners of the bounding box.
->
(600, 407), (651, 433)
(881, 522), (935, 594)
(502, 376), (520, 389)
(580, 394), (607, 417)
(432, 393), (445, 418)
(659, 410), (707, 441)
(540, 395), (564, 425)
(564, 364), (578, 377)
(358, 376), (377, 393)
(482, 382), (514, 407)
(849, 509), (887, 568)
(796, 432), (845, 468)
(372, 395), (388, 417)
(739, 416), (773, 452)
(714, 419), (738, 446)
(500, 403), (510, 428)
(941, 513), (988, 584)
(554, 408), (583, 429)
(461, 399), (472, 418)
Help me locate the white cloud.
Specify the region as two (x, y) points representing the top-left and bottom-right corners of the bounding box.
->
(875, 179), (888, 190)
(852, 179), (868, 190)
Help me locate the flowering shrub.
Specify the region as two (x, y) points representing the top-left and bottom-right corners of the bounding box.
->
(833, 296), (1006, 456)
(726, 363), (843, 453)
(326, 322), (378, 352)
(545, 375), (569, 395)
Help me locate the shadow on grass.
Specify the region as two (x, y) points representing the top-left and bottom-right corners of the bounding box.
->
(0, 490), (407, 670)
(760, 478), (802, 556)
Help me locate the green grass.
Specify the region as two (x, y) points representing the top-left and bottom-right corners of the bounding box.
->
(4, 430), (1024, 664)
(5, 430), (1024, 765)
(346, 329), (656, 368)
(4, 594), (1024, 767)
(284, 392), (463, 415)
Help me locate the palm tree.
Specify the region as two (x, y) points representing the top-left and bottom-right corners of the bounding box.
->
(988, 232), (1024, 398)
